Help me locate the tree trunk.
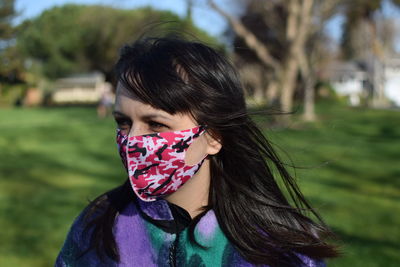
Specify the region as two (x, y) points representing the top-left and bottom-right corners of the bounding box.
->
(280, 0), (314, 114)
(303, 73), (316, 121)
(280, 56), (298, 112)
(297, 47), (316, 121)
(253, 85), (264, 104)
(266, 80), (279, 106)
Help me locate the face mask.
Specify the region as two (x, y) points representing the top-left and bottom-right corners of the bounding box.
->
(116, 125), (207, 201)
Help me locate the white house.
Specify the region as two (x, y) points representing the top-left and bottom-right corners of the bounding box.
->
(328, 62), (368, 106)
(51, 72), (112, 104)
(382, 58), (400, 106)
(328, 57), (400, 107)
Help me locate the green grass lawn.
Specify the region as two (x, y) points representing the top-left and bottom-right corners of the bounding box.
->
(0, 104), (399, 266)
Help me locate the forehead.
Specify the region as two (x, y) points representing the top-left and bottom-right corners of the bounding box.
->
(116, 82), (138, 100)
(115, 83), (166, 115)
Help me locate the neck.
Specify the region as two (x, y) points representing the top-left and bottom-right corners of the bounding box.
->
(164, 159), (210, 218)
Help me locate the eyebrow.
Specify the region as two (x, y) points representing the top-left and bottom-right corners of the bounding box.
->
(113, 111), (129, 118)
(141, 114), (172, 121)
(112, 110), (172, 121)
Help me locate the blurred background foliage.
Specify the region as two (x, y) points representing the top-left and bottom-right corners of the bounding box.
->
(0, 0), (400, 266)
(16, 4), (220, 80)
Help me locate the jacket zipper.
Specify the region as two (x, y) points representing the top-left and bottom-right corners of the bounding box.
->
(169, 232), (180, 267)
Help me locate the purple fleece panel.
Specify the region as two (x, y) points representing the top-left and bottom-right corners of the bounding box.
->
(195, 210), (218, 243)
(114, 202), (158, 266)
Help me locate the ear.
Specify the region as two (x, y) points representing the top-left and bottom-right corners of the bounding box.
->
(204, 132), (222, 155)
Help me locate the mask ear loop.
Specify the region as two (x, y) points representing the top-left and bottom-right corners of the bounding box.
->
(184, 125), (209, 167)
(201, 125), (210, 161)
(201, 125), (222, 160)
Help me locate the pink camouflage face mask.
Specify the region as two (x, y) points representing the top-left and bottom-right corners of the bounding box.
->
(116, 125), (208, 201)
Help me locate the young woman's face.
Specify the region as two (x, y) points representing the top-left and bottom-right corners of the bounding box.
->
(113, 82), (220, 165)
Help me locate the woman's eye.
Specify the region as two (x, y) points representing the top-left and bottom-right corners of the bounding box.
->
(115, 118), (131, 129)
(148, 121), (167, 130)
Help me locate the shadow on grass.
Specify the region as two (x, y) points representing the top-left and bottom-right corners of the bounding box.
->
(306, 164), (400, 202)
(0, 148), (126, 263)
(332, 228), (400, 266)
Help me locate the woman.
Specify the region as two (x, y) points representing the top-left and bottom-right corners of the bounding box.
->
(55, 37), (338, 267)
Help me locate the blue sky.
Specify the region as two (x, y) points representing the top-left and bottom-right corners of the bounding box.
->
(15, 0), (228, 37)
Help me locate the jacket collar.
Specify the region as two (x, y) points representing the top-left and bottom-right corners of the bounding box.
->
(135, 197), (220, 240)
(136, 197), (174, 221)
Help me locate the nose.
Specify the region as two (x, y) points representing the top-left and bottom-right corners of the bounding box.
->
(128, 124), (148, 137)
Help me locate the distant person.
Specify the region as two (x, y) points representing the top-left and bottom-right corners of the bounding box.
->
(97, 85), (114, 118)
(55, 37), (339, 266)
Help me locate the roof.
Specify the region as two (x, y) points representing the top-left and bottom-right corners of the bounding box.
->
(55, 72), (105, 88)
(326, 61), (367, 81)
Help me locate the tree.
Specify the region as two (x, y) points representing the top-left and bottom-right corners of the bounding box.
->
(341, 0), (400, 60)
(16, 4), (220, 81)
(210, 0), (342, 122)
(0, 0), (14, 40)
(0, 0), (20, 83)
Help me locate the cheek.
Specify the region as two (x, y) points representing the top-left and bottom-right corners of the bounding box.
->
(184, 135), (208, 166)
